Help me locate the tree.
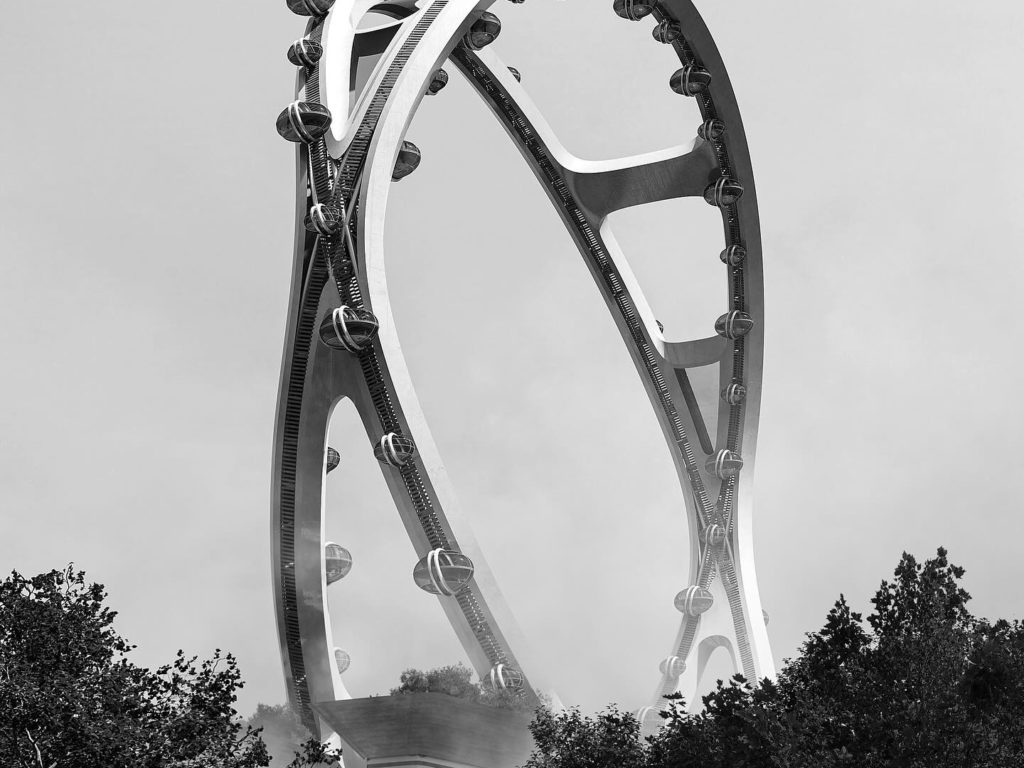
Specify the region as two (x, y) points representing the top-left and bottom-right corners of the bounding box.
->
(391, 663), (482, 700)
(246, 705), (309, 766)
(240, 705), (343, 768)
(0, 566), (339, 768)
(525, 706), (646, 768)
(390, 663), (533, 710)
(524, 548), (1024, 768)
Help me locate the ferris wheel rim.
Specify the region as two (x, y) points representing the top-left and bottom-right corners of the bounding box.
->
(271, 0), (773, 737)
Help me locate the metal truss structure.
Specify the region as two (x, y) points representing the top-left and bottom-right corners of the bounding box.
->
(272, 0), (773, 740)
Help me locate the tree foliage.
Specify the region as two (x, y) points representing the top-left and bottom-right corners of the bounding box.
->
(246, 705), (311, 767)
(0, 566), (338, 768)
(525, 706), (646, 768)
(244, 704), (343, 768)
(390, 663), (533, 710)
(526, 548), (1024, 768)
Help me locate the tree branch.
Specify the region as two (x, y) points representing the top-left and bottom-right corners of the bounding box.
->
(24, 729), (49, 768)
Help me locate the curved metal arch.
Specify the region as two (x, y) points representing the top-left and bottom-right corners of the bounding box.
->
(272, 0), (773, 738)
(444, 34), (773, 723)
(274, 1), (547, 738)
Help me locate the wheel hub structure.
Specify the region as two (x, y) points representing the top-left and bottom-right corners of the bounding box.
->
(272, 0), (773, 739)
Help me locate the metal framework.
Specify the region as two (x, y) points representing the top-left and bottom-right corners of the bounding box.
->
(271, 0), (773, 739)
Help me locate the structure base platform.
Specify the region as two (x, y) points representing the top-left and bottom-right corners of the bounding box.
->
(313, 693), (535, 768)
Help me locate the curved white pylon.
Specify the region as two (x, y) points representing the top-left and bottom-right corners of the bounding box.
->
(273, 1), (554, 740)
(450, 30), (774, 723)
(272, 0), (772, 739)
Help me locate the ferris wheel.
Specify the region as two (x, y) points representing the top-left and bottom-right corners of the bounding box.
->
(271, 0), (774, 739)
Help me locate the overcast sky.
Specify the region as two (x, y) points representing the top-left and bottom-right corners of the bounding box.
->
(2, 1), (1023, 719)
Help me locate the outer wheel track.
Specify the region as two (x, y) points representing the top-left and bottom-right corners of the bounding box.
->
(274, 0), (771, 736)
(275, 1), (536, 734)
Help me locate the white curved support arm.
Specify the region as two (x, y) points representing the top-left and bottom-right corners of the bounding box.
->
(564, 140), (717, 220)
(472, 46), (719, 221)
(663, 335), (729, 368)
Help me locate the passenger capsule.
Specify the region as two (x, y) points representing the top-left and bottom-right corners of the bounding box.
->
(464, 12), (501, 50)
(287, 38), (323, 68)
(674, 585), (714, 617)
(698, 119), (726, 141)
(373, 432), (418, 467)
(721, 382), (747, 405)
(489, 663), (525, 691)
(703, 524), (727, 548)
(392, 141), (421, 181)
(706, 449), (743, 479)
(326, 447), (341, 473)
(714, 310), (753, 340)
(427, 69), (449, 95)
(762, 609), (770, 626)
(304, 202), (343, 235)
(413, 548), (475, 596)
(287, 0), (335, 16)
(720, 244), (746, 266)
(652, 20), (682, 44)
(325, 542), (353, 584)
(670, 66), (711, 96)
(334, 648), (351, 674)
(659, 656), (686, 677)
(613, 0), (655, 20)
(319, 305), (380, 352)
(703, 176), (744, 207)
(508, 66), (522, 82)
(276, 101), (332, 144)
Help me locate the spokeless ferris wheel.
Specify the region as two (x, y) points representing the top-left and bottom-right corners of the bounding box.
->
(271, 0), (774, 740)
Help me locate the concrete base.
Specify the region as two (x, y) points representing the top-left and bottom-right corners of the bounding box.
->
(313, 694), (535, 768)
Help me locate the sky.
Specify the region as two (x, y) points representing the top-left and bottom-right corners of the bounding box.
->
(2, 0), (1024, 720)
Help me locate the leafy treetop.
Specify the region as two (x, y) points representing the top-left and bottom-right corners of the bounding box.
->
(524, 548), (1024, 768)
(390, 663), (533, 711)
(0, 565), (339, 768)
